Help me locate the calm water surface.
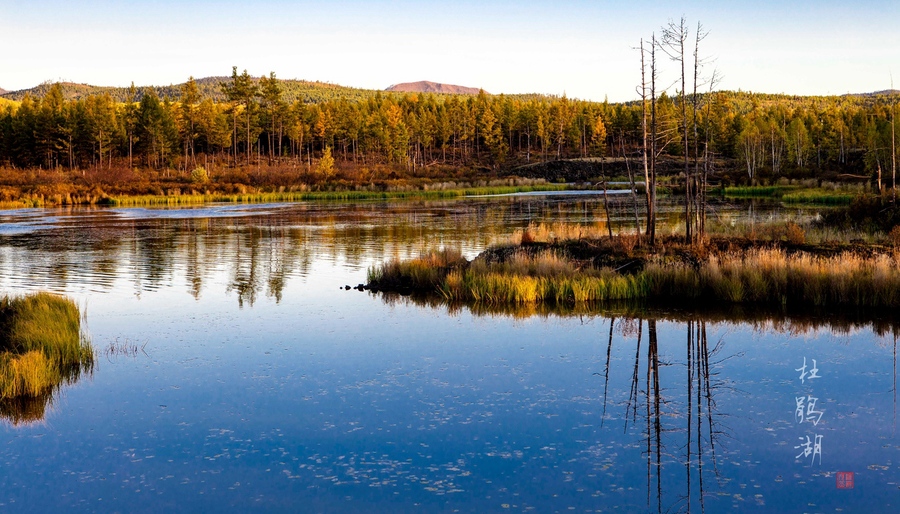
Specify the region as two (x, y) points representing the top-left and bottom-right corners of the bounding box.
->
(0, 195), (895, 513)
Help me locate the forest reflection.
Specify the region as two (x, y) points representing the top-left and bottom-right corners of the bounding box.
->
(0, 196), (790, 307)
(0, 200), (532, 305)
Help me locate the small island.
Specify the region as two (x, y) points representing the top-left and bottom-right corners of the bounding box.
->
(367, 196), (900, 312)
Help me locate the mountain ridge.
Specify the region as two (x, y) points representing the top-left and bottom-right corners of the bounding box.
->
(2, 78), (897, 105)
(0, 77), (381, 104)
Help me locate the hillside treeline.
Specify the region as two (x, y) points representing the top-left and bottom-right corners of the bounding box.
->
(0, 70), (897, 185)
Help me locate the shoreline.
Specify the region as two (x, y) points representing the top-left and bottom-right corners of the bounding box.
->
(0, 183), (575, 209)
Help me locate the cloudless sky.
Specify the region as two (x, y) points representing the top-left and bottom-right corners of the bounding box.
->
(1, 0), (898, 101)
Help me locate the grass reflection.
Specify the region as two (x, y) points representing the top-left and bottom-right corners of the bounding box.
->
(377, 293), (900, 338)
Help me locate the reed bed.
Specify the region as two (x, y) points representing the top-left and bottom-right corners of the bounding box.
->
(643, 248), (900, 307)
(103, 184), (570, 207)
(723, 182), (866, 203)
(369, 244), (900, 310)
(440, 268), (648, 304)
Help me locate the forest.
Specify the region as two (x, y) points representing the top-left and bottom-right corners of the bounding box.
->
(0, 66), (898, 198)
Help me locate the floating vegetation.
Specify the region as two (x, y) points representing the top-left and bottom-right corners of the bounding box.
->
(0, 293), (94, 425)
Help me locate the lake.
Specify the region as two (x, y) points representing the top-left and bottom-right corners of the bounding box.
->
(0, 193), (896, 513)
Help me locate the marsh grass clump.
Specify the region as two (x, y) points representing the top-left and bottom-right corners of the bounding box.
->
(781, 189), (855, 205)
(0, 293), (93, 372)
(0, 293), (94, 425)
(723, 185), (798, 198)
(367, 248), (468, 293)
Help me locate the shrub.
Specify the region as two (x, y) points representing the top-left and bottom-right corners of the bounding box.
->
(191, 166), (210, 184)
(785, 222), (806, 245)
(889, 225), (900, 247)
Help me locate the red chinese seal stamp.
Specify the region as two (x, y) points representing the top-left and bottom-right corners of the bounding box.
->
(836, 471), (854, 489)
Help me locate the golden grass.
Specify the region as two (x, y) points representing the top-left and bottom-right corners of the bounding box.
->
(370, 243), (900, 309)
(0, 293), (93, 425)
(511, 222), (611, 245)
(0, 351), (57, 398)
(0, 292), (93, 372)
(367, 248), (468, 291)
(640, 248), (900, 308)
(440, 270), (647, 304)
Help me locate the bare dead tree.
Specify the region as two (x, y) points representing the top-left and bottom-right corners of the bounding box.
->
(892, 75), (896, 202)
(638, 38), (662, 245)
(702, 69), (721, 238)
(662, 17), (691, 243)
(622, 135), (642, 234)
(691, 23), (709, 240)
(650, 35), (660, 245)
(640, 38), (654, 244)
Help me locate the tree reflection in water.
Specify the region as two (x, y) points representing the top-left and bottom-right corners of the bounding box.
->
(0, 197), (712, 307)
(380, 294), (900, 513)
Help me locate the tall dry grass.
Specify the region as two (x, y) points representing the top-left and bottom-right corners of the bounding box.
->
(632, 248), (900, 308)
(370, 244), (900, 309)
(511, 222), (611, 245)
(367, 248), (468, 292)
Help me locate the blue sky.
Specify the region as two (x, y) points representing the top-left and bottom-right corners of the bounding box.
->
(1, 0), (897, 101)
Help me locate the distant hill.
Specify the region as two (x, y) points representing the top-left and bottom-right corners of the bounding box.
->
(846, 89), (900, 98)
(0, 87), (6, 95)
(386, 81), (482, 95)
(2, 82), (122, 102)
(0, 77), (385, 104)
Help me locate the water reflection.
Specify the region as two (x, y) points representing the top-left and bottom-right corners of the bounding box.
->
(382, 293), (900, 338)
(0, 197), (893, 512)
(0, 196), (792, 306)
(0, 364), (92, 428)
(374, 294), (899, 512)
(0, 199), (574, 302)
